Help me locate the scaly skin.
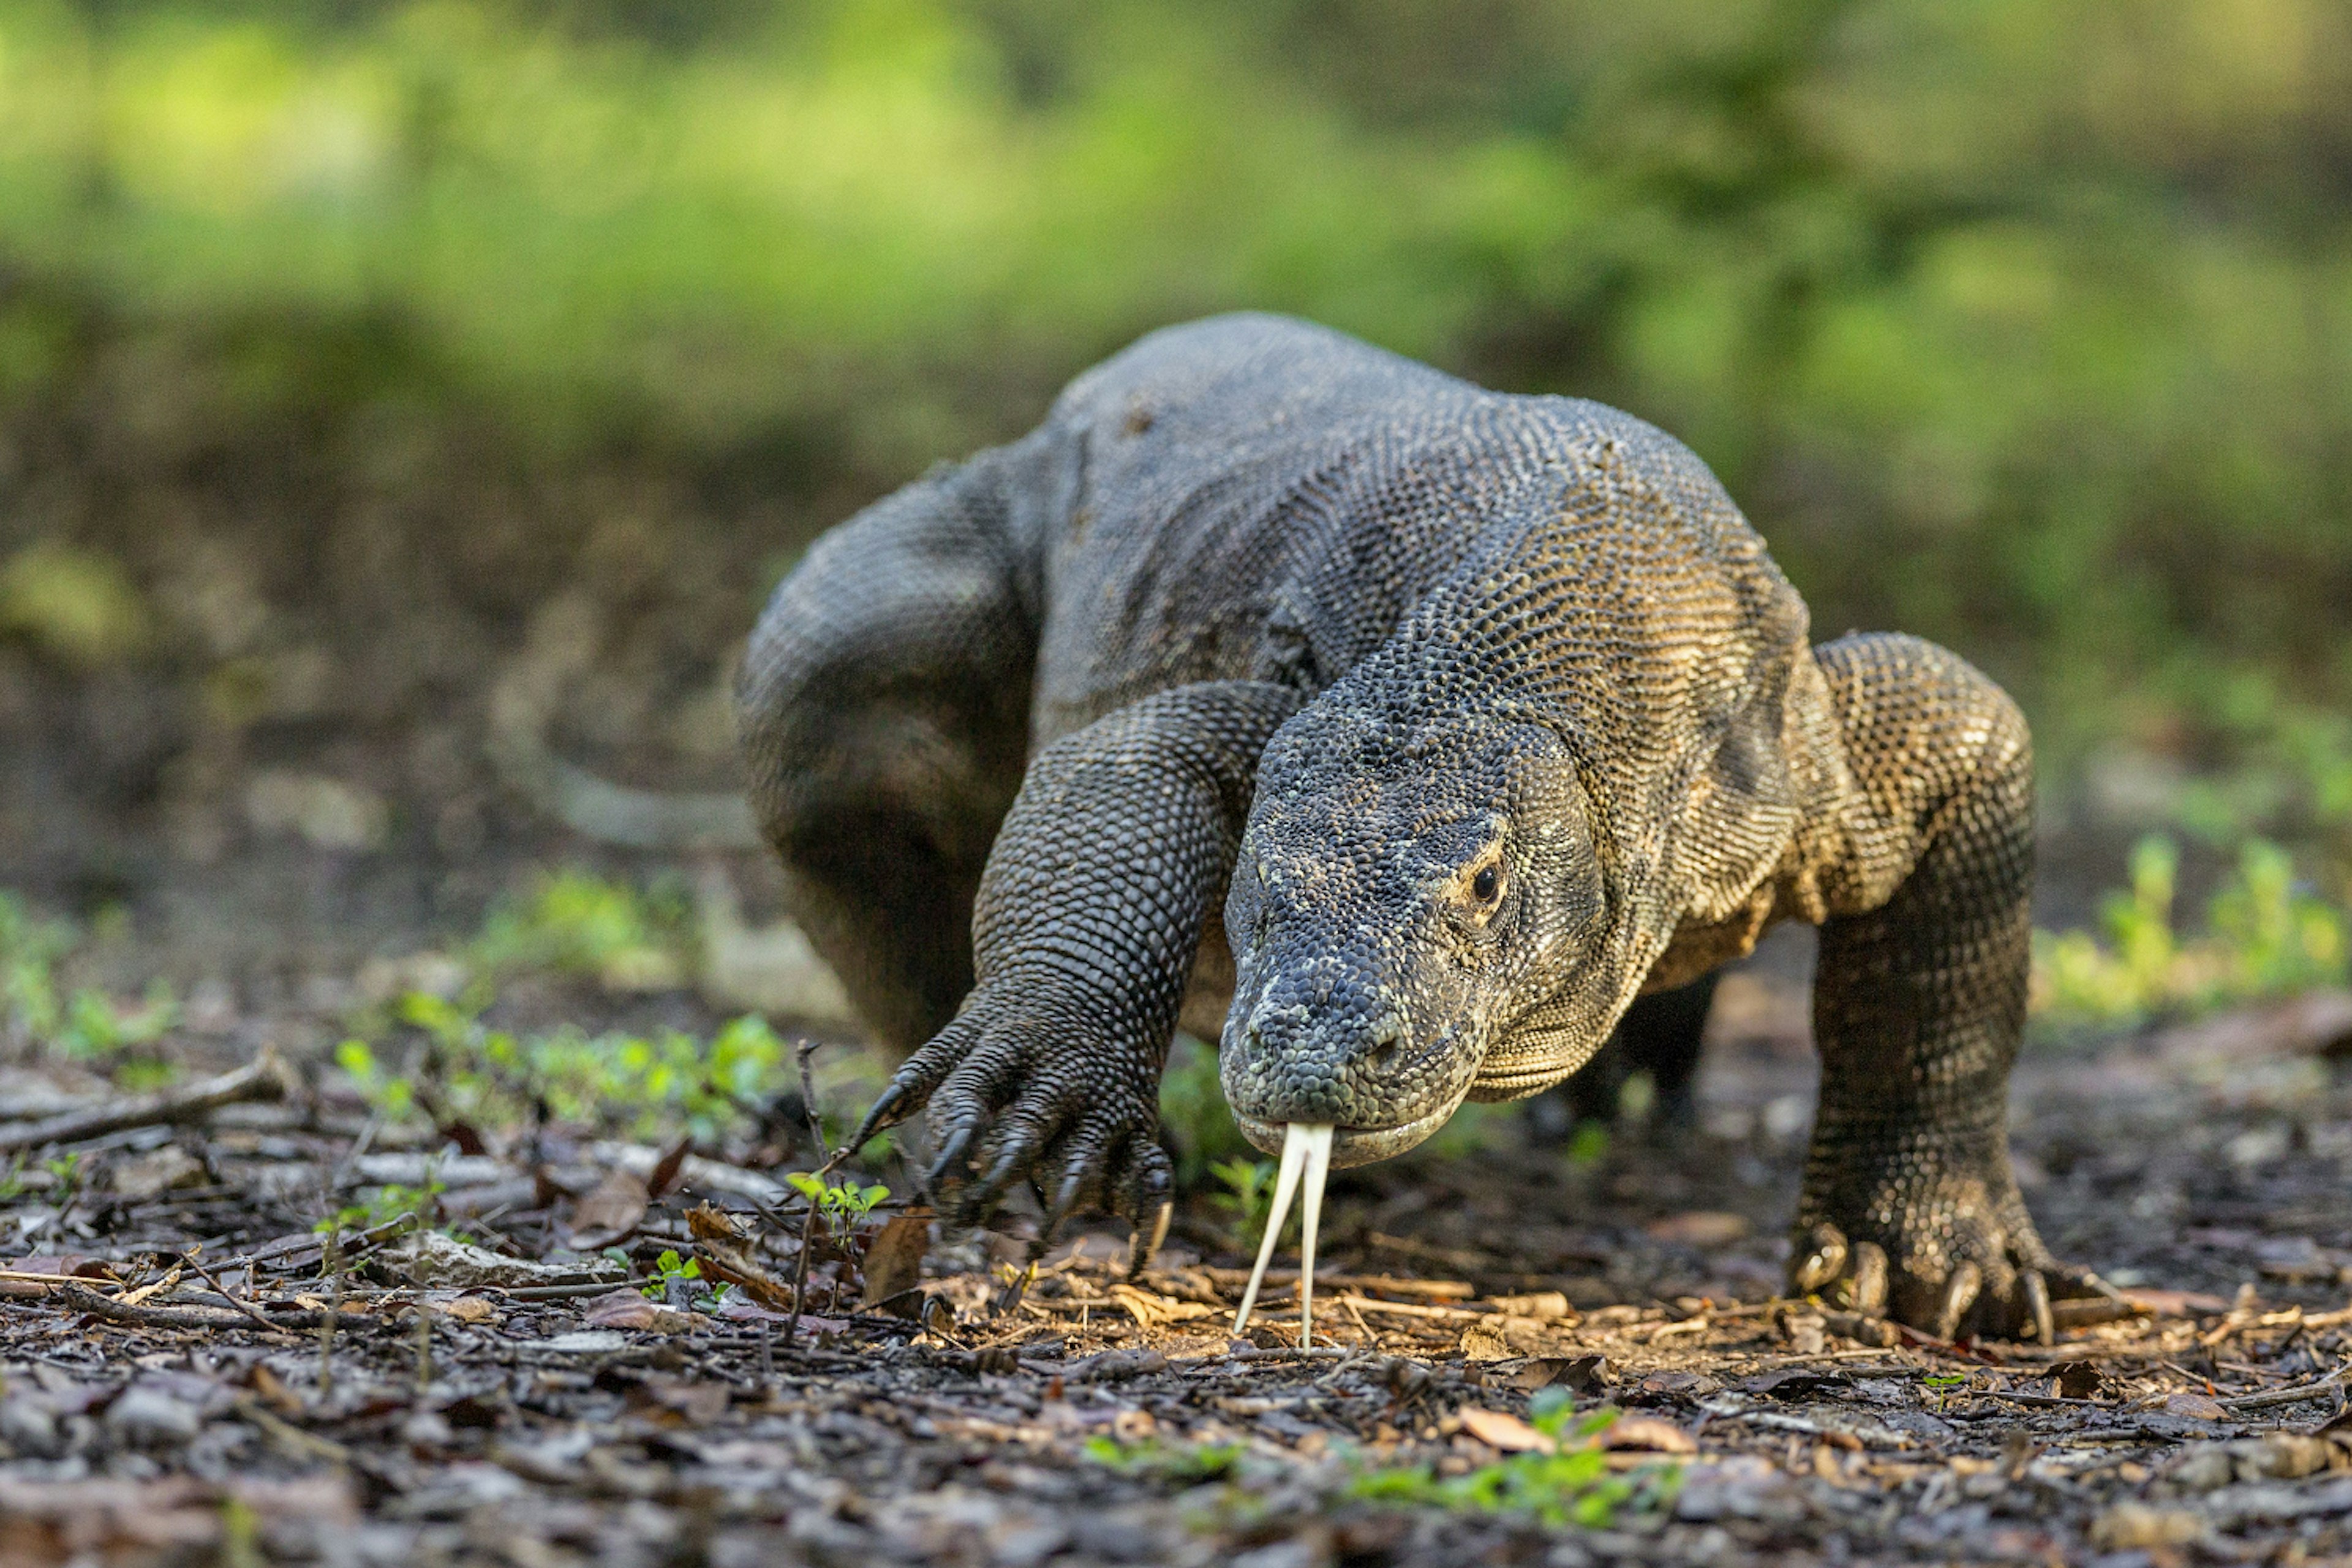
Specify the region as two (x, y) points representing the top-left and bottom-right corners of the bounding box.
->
(740, 313), (2101, 1340)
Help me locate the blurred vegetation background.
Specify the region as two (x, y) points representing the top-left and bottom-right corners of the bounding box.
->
(0, 0), (2345, 956)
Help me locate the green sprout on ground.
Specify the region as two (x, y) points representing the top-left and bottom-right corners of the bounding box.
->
(1349, 1392), (1681, 1528)
(1082, 1436), (1244, 1483)
(1207, 1156), (1283, 1246)
(337, 986), (796, 1145)
(334, 1038), (418, 1121)
(0, 892), (179, 1070)
(318, 1169), (447, 1234)
(642, 1248), (706, 1298)
(785, 1172), (890, 1242)
(40, 1152), (81, 1203)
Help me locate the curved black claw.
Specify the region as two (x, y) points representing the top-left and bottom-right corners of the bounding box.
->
(1932, 1261), (1982, 1342)
(845, 1079), (913, 1156)
(1792, 1224), (1849, 1296)
(922, 1123), (980, 1205)
(856, 973), (1169, 1257)
(2022, 1268), (2054, 1346)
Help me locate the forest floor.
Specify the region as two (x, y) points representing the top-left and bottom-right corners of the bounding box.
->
(2, 945), (2350, 1567)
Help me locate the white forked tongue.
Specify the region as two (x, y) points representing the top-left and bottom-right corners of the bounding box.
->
(1231, 1122), (1335, 1346)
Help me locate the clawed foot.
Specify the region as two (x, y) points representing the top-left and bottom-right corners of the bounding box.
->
(846, 976), (1175, 1273)
(1786, 1150), (2125, 1342)
(1789, 1220), (2128, 1342)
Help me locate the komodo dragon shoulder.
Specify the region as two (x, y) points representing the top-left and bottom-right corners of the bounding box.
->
(740, 312), (2113, 1342)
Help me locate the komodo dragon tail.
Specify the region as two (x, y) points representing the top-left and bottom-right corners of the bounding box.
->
(486, 592), (764, 852)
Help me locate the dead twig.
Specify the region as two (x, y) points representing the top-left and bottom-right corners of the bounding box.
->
(51, 1281), (322, 1332)
(1194, 1267), (1476, 1299)
(1331, 1293), (1494, 1323)
(178, 1247), (292, 1337)
(783, 1038), (849, 1348)
(2218, 1369), (2351, 1411)
(0, 1047), (292, 1154)
(318, 1222), (344, 1395)
(232, 1398), (350, 1464)
(1977, 1389), (2117, 1409)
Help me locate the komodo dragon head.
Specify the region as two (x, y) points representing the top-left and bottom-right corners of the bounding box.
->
(1218, 700), (1641, 1172)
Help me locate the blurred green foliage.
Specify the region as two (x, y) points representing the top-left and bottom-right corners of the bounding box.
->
(346, 987), (795, 1140)
(1158, 1030), (1247, 1187)
(2033, 832), (2350, 1027)
(470, 867), (694, 990)
(0, 0), (2343, 761)
(0, 889), (178, 1067)
(1348, 1390), (1681, 1526)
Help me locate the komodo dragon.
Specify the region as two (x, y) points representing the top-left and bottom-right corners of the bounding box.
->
(738, 312), (2105, 1342)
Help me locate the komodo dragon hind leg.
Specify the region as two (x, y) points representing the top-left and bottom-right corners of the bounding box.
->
(737, 441), (1046, 1057)
(1540, 971), (1718, 1139)
(1798, 634), (2115, 1342)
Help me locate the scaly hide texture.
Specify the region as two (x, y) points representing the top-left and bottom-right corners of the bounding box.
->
(739, 314), (2100, 1340)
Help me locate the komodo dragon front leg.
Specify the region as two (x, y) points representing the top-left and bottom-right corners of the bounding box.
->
(1795, 633), (2109, 1342)
(851, 681), (1304, 1254)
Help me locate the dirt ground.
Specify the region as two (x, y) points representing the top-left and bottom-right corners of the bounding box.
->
(2, 923), (2349, 1568)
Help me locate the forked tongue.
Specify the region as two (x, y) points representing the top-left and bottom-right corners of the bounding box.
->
(1231, 1123), (1335, 1346)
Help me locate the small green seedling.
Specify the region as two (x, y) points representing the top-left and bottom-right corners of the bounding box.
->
(643, 1248), (703, 1297)
(1208, 1156), (1281, 1243)
(786, 1172), (890, 1240)
(1348, 1390), (1682, 1528)
(336, 1038), (418, 1120)
(1082, 1435), (1243, 1482)
(42, 1152), (81, 1200)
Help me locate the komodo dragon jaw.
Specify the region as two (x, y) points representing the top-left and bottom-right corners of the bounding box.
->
(1217, 704), (1619, 1167)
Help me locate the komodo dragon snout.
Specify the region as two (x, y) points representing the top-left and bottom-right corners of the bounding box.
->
(1219, 705), (1617, 1168)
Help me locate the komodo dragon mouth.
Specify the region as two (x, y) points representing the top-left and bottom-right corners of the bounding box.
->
(1229, 1102), (1459, 1168)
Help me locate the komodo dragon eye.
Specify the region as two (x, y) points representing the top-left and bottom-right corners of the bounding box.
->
(1471, 865), (1500, 902)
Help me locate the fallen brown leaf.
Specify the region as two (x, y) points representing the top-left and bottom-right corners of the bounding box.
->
(567, 1169), (651, 1249)
(646, 1134), (693, 1199)
(1602, 1414), (1698, 1454)
(860, 1208), (933, 1307)
(1497, 1354), (1608, 1394)
(2052, 1360), (2104, 1400)
(1457, 1406), (1554, 1453)
(581, 1287), (703, 1333)
(685, 1201), (796, 1310)
(1644, 1212), (1751, 1247)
